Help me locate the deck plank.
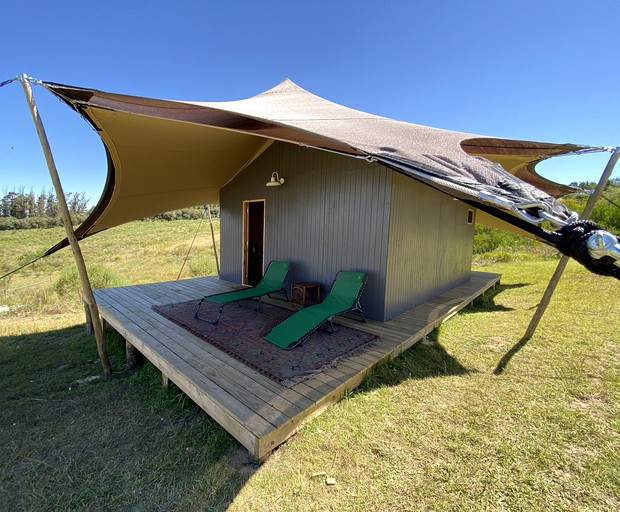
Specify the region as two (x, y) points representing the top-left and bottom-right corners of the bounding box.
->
(102, 288), (309, 425)
(94, 270), (500, 460)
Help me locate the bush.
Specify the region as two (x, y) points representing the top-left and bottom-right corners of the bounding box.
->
(473, 226), (530, 254)
(55, 263), (127, 297)
(472, 225), (561, 263)
(478, 250), (513, 263)
(188, 255), (218, 277)
(561, 185), (620, 233)
(559, 195), (587, 216)
(0, 214), (88, 231)
(145, 207), (210, 222)
(592, 191), (620, 232)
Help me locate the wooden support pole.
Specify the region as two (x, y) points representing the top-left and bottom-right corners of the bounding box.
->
(207, 204), (220, 275)
(20, 75), (112, 378)
(521, 254), (570, 341)
(523, 148), (620, 341)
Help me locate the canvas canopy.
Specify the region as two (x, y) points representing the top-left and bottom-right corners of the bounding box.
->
(37, 79), (618, 277)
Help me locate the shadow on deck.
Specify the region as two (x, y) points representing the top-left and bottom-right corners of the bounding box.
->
(94, 271), (500, 461)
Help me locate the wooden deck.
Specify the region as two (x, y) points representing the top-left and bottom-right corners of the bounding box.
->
(93, 271), (500, 461)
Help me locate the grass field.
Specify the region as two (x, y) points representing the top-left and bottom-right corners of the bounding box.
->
(1, 222), (618, 511)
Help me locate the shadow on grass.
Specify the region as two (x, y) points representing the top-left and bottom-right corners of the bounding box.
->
(0, 325), (254, 512)
(493, 335), (533, 375)
(0, 279), (532, 509)
(459, 282), (530, 314)
(356, 283), (531, 391)
(357, 332), (475, 392)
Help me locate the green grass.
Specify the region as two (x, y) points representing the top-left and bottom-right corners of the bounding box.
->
(1, 223), (619, 511)
(0, 219), (219, 320)
(472, 225), (560, 264)
(226, 261), (619, 512)
(1, 329), (243, 511)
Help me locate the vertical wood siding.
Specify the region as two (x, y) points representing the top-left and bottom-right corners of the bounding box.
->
(384, 173), (474, 318)
(220, 142), (392, 320)
(220, 142), (474, 321)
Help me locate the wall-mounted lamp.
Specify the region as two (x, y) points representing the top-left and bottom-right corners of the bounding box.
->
(266, 172), (285, 187)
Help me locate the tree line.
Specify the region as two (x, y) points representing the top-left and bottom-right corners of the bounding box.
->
(145, 204), (219, 221)
(562, 178), (620, 232)
(0, 187), (220, 230)
(0, 188), (90, 230)
(1, 179), (615, 233)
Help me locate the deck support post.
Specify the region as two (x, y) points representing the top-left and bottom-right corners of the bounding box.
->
(19, 74), (112, 379)
(84, 298), (94, 336)
(125, 341), (143, 370)
(162, 374), (170, 388)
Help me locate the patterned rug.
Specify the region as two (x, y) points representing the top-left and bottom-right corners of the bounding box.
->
(152, 299), (378, 387)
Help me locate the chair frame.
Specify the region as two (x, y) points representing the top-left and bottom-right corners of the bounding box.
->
(263, 271), (367, 350)
(194, 261), (289, 324)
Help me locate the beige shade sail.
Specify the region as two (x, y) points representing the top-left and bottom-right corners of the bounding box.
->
(41, 78), (604, 255)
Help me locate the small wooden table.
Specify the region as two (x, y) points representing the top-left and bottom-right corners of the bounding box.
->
(290, 282), (320, 307)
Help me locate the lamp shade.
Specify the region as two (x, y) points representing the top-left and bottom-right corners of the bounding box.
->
(266, 172), (285, 187)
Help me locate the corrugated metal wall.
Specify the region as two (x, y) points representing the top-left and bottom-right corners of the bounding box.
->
(220, 142), (474, 321)
(384, 172), (474, 318)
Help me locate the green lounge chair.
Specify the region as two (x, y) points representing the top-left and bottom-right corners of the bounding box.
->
(263, 270), (367, 350)
(194, 260), (290, 324)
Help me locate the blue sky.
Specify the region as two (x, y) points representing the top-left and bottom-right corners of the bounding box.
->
(1, 0), (618, 207)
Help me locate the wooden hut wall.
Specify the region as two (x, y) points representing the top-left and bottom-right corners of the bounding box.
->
(219, 141), (392, 321)
(383, 172), (475, 319)
(220, 142), (475, 322)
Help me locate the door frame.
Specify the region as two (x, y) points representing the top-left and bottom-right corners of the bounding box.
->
(242, 199), (266, 286)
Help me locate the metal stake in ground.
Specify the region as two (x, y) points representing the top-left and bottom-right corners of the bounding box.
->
(19, 74), (112, 378)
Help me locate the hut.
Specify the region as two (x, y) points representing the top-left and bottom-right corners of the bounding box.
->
(40, 78), (610, 313)
(18, 77), (616, 460)
(219, 140), (476, 321)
